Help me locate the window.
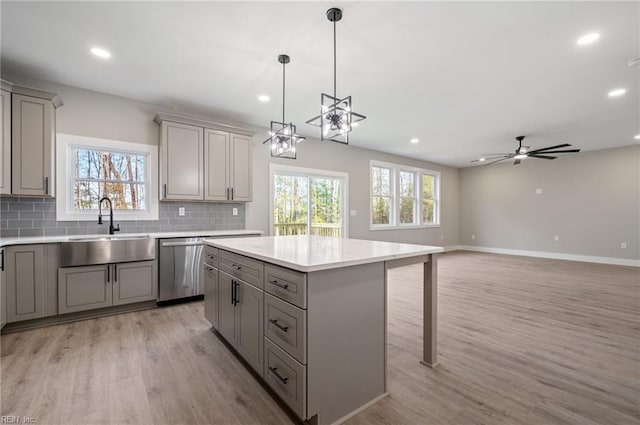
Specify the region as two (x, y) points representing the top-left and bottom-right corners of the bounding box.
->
(270, 164), (348, 238)
(56, 134), (158, 221)
(370, 160), (440, 229)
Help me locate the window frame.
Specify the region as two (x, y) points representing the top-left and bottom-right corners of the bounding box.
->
(56, 133), (159, 221)
(269, 163), (349, 238)
(370, 160), (441, 230)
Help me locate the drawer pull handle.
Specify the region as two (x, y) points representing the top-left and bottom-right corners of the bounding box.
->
(231, 264), (242, 270)
(269, 319), (289, 333)
(268, 367), (288, 384)
(269, 279), (288, 290)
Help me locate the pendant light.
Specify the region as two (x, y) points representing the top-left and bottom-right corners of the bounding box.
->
(263, 54), (305, 159)
(306, 7), (366, 145)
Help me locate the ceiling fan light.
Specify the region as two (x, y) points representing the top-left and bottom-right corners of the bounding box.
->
(479, 157), (486, 162)
(514, 153), (528, 159)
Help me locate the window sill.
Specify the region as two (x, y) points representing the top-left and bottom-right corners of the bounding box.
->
(370, 224), (440, 231)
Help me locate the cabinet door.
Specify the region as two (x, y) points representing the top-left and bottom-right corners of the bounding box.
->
(160, 121), (203, 200)
(0, 89), (11, 195)
(12, 94), (55, 197)
(229, 134), (252, 202)
(58, 265), (112, 314)
(112, 260), (158, 306)
(204, 264), (219, 329)
(236, 279), (264, 375)
(6, 245), (45, 322)
(204, 129), (230, 201)
(1, 249), (6, 328)
(218, 271), (237, 344)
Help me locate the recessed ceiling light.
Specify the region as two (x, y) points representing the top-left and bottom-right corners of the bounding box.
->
(90, 47), (111, 59)
(634, 134), (640, 140)
(608, 88), (626, 97)
(257, 95), (270, 103)
(410, 138), (419, 144)
(576, 32), (600, 46)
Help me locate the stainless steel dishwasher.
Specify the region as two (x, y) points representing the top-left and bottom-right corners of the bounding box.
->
(158, 237), (205, 303)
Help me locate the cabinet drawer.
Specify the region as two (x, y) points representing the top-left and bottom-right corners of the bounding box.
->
(204, 246), (218, 267)
(265, 293), (306, 364)
(264, 337), (306, 420)
(219, 250), (263, 289)
(264, 263), (307, 309)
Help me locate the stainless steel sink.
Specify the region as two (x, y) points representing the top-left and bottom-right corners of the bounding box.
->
(61, 236), (156, 267)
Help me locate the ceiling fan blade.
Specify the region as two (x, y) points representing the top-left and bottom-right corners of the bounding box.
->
(513, 159), (521, 165)
(527, 144), (571, 154)
(529, 154), (557, 160)
(531, 149), (580, 154)
(483, 156), (512, 166)
(471, 155), (511, 163)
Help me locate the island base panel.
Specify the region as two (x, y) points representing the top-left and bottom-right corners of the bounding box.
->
(306, 262), (386, 425)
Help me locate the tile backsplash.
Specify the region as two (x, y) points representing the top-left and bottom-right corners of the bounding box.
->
(0, 197), (245, 238)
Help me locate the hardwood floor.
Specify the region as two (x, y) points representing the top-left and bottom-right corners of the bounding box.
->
(1, 251), (638, 425)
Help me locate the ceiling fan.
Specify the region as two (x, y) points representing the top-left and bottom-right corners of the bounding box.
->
(471, 136), (581, 166)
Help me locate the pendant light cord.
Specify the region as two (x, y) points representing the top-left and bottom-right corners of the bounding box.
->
(333, 19), (337, 99)
(282, 60), (286, 124)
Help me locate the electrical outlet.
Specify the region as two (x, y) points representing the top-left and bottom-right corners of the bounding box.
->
(178, 207), (185, 217)
(621, 242), (627, 249)
(471, 234), (475, 240)
(350, 210), (357, 216)
(554, 235), (559, 242)
(232, 208), (238, 216)
(536, 188), (543, 194)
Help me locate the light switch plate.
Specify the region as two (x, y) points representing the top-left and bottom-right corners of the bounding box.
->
(178, 207), (185, 217)
(536, 188), (543, 194)
(350, 210), (357, 216)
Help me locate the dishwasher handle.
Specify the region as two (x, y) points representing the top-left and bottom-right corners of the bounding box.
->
(160, 240), (206, 247)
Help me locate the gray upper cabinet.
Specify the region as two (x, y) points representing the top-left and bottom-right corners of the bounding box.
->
(112, 260), (158, 305)
(11, 87), (62, 197)
(0, 87), (11, 195)
(160, 121), (204, 200)
(155, 113), (253, 202)
(204, 129), (229, 201)
(230, 134), (252, 202)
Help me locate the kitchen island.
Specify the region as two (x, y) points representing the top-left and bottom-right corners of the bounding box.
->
(203, 235), (443, 425)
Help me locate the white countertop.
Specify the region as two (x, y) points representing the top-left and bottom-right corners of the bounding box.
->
(205, 235), (443, 272)
(0, 229), (263, 248)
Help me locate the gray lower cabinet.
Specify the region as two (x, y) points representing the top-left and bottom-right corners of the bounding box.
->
(5, 245), (45, 322)
(1, 249), (7, 328)
(58, 260), (158, 314)
(58, 265), (112, 314)
(204, 263), (219, 330)
(217, 270), (264, 375)
(112, 260), (157, 305)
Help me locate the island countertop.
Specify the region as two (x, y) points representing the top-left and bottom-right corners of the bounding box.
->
(204, 235), (443, 272)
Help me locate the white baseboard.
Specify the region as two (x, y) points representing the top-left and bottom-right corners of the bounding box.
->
(443, 245), (461, 252)
(452, 245), (640, 267)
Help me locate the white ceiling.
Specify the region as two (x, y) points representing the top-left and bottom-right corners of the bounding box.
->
(1, 1), (638, 167)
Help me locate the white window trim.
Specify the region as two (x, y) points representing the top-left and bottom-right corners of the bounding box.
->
(370, 160), (441, 230)
(269, 163), (349, 238)
(56, 133), (159, 221)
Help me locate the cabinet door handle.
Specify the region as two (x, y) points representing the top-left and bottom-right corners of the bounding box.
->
(268, 367), (289, 384)
(231, 279), (236, 305)
(114, 264), (117, 282)
(231, 187), (234, 200)
(107, 264), (110, 282)
(44, 177), (49, 195)
(163, 184), (167, 198)
(268, 279), (288, 290)
(226, 187), (229, 200)
(269, 319), (289, 333)
(0, 250), (3, 271)
(234, 281), (239, 306)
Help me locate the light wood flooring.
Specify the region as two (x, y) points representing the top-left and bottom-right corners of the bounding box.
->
(1, 251), (638, 425)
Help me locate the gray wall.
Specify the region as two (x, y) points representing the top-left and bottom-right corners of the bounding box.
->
(0, 198), (244, 238)
(459, 145), (640, 260)
(246, 137), (460, 247)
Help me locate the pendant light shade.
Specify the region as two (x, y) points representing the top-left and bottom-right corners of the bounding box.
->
(263, 54), (305, 159)
(306, 8), (366, 145)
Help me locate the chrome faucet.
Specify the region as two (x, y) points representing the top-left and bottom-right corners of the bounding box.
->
(98, 196), (120, 235)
